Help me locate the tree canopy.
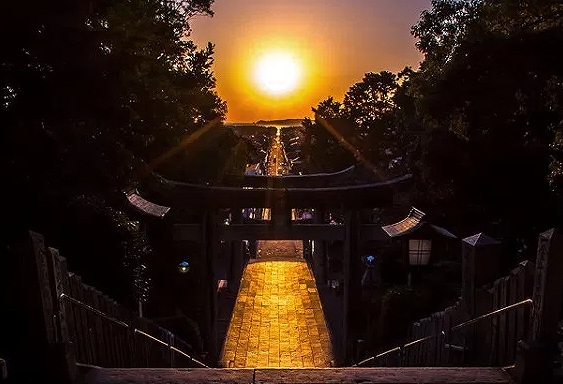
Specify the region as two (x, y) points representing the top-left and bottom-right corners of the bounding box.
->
(301, 0), (563, 253)
(300, 71), (408, 176)
(2, 0), (227, 303)
(410, 0), (562, 242)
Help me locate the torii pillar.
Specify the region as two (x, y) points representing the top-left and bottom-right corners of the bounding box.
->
(201, 211), (219, 364)
(312, 208), (327, 283)
(343, 209), (359, 364)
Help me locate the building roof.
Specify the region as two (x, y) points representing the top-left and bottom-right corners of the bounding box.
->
(381, 207), (457, 239)
(382, 207), (426, 237)
(462, 233), (500, 246)
(125, 190), (170, 217)
(430, 224), (458, 239)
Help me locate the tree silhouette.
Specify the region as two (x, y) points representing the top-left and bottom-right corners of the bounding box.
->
(2, 0), (226, 304)
(301, 0), (563, 255)
(408, 0), (563, 249)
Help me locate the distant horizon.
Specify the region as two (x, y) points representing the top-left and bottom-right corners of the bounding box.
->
(190, 0), (431, 122)
(225, 118), (304, 126)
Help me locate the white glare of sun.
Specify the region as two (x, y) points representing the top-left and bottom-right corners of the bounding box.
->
(253, 52), (302, 95)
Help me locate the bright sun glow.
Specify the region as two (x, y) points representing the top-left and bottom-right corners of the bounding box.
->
(253, 51), (302, 96)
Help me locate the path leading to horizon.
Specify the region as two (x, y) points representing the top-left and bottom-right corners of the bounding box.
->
(219, 130), (333, 368)
(219, 241), (333, 368)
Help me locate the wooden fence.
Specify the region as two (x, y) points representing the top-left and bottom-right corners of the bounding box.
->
(8, 231), (207, 376)
(364, 299), (466, 367)
(472, 261), (534, 366)
(398, 260), (534, 367)
(49, 241), (208, 369)
(361, 259), (536, 368)
(402, 300), (466, 367)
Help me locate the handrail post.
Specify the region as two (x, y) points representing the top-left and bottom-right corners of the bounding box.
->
(168, 332), (175, 368)
(4, 232), (76, 383)
(49, 248), (77, 380)
(446, 320), (453, 366)
(398, 347), (404, 367)
(515, 228), (563, 384)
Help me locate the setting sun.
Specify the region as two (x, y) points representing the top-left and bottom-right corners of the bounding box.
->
(190, 1), (431, 121)
(252, 51), (302, 96)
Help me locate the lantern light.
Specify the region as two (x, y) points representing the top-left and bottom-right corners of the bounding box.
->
(408, 239), (432, 266)
(178, 260), (190, 273)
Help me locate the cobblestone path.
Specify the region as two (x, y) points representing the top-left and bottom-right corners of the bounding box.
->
(219, 241), (333, 368)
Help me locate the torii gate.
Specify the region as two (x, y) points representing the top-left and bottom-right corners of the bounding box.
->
(127, 168), (412, 364)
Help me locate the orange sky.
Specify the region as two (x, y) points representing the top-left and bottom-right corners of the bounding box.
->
(189, 0), (431, 123)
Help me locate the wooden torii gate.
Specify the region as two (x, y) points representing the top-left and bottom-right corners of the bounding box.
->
(130, 170), (412, 364)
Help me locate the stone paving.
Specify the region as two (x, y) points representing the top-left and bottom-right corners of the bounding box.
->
(83, 367), (517, 384)
(219, 240), (334, 368)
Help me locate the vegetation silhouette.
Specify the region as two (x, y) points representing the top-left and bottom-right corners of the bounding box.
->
(301, 0), (562, 253)
(2, 0), (562, 360)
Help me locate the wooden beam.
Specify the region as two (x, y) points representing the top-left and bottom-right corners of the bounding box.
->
(218, 224), (345, 241)
(157, 174), (411, 209)
(174, 223), (394, 242)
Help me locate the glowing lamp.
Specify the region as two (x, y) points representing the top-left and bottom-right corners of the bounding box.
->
(408, 239), (432, 266)
(178, 261), (190, 274)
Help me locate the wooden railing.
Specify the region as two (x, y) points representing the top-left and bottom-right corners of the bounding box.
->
(4, 230), (209, 380)
(48, 240), (208, 369)
(354, 298), (533, 368)
(398, 260), (535, 367)
(52, 253), (204, 368)
(357, 261), (535, 368)
(354, 227), (563, 373)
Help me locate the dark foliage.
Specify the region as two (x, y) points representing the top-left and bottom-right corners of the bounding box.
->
(300, 0), (563, 352)
(1, 0), (227, 307)
(301, 0), (563, 255)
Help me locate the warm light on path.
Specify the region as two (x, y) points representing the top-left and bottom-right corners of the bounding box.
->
(220, 133), (333, 368)
(219, 256), (334, 368)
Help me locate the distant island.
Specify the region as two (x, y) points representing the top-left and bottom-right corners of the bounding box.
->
(227, 119), (303, 127)
(255, 118), (303, 126)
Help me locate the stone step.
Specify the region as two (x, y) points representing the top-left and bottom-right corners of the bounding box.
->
(79, 366), (515, 384)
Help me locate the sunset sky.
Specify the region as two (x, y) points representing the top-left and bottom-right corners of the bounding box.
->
(189, 0), (432, 123)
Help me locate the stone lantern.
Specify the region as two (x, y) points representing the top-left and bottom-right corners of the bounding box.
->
(381, 207), (457, 286)
(408, 239), (432, 266)
(407, 239), (432, 286)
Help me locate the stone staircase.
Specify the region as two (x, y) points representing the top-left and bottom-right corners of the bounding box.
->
(78, 366), (516, 384)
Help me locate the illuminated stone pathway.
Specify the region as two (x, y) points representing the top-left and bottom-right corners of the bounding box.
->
(219, 241), (334, 368)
